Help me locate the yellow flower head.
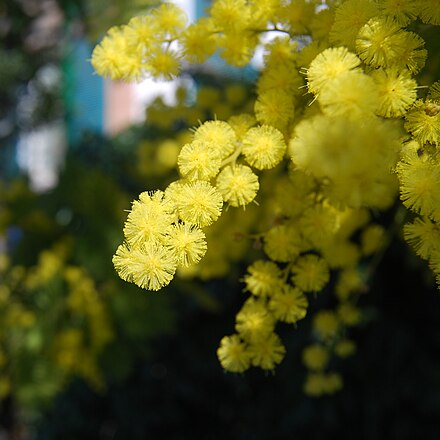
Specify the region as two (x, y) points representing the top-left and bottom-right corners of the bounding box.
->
(264, 224), (302, 262)
(378, 0), (418, 26)
(181, 18), (217, 64)
(125, 15), (160, 49)
(268, 284), (308, 324)
(123, 191), (174, 248)
(210, 0), (250, 31)
(313, 310), (340, 341)
(248, 332), (286, 370)
(178, 141), (222, 181)
(243, 260), (283, 297)
(235, 298), (275, 342)
(335, 339), (357, 358)
(216, 164), (259, 207)
(91, 26), (144, 81)
(113, 242), (177, 291)
(152, 3), (187, 38)
(417, 0), (440, 25)
(166, 223), (207, 267)
(193, 120), (237, 159)
(263, 36), (298, 68)
(147, 48), (181, 80)
(306, 47), (361, 96)
(175, 181), (223, 227)
(318, 71), (379, 119)
(254, 89), (295, 131)
(329, 0), (379, 50)
(361, 224), (386, 256)
(355, 17), (413, 70)
(227, 114), (256, 140)
(218, 30), (258, 67)
(217, 334), (252, 373)
(291, 254), (330, 292)
(372, 67), (417, 118)
(396, 151), (440, 220)
(403, 217), (440, 260)
(302, 344), (329, 371)
(242, 125), (287, 170)
(404, 99), (440, 146)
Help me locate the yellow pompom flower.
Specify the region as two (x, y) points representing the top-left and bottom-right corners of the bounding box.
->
(263, 37), (298, 68)
(371, 67), (417, 118)
(306, 47), (361, 96)
(248, 332), (286, 370)
(336, 268), (365, 300)
(243, 260), (283, 297)
(396, 153), (440, 220)
(254, 88), (295, 131)
(257, 63), (303, 96)
(124, 15), (160, 49)
(299, 204), (340, 250)
(264, 224), (302, 262)
(404, 100), (440, 146)
(218, 31), (257, 68)
(123, 191), (173, 247)
(361, 224), (386, 256)
(210, 0), (250, 31)
(356, 17), (399, 68)
(337, 303), (362, 326)
(321, 239), (361, 270)
(378, 0), (418, 26)
(302, 344), (330, 371)
(313, 310), (340, 341)
(304, 372), (343, 396)
(403, 217), (440, 260)
(216, 164), (259, 207)
(428, 81), (440, 101)
(291, 254), (330, 292)
(335, 339), (357, 358)
(175, 181), (223, 227)
(318, 71), (379, 118)
(268, 285), (308, 324)
(217, 334), (252, 373)
(416, 0), (440, 25)
(393, 31), (427, 74)
(227, 114), (256, 139)
(166, 223), (207, 267)
(152, 2), (187, 37)
(329, 0), (379, 50)
(235, 298), (275, 342)
(242, 125), (286, 170)
(278, 0), (315, 35)
(181, 18), (217, 64)
(91, 26), (144, 81)
(113, 242), (177, 291)
(147, 48), (181, 80)
(290, 115), (400, 209)
(193, 121), (237, 160)
(303, 373), (327, 397)
(310, 8), (334, 40)
(178, 141), (222, 181)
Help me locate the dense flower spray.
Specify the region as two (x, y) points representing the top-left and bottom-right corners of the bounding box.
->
(92, 0), (440, 395)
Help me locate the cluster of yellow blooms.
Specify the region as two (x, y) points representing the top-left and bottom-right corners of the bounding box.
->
(0, 242), (113, 404)
(92, 0), (440, 394)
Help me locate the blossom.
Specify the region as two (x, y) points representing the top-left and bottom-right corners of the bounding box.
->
(216, 164), (259, 207)
(217, 335), (252, 373)
(242, 125), (286, 170)
(291, 254), (330, 292)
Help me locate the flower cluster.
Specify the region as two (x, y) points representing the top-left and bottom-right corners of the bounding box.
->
(93, 0), (440, 393)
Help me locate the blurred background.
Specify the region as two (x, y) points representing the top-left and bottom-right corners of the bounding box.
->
(1, 0), (440, 439)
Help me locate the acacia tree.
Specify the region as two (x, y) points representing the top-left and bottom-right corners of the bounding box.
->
(91, 0), (440, 396)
